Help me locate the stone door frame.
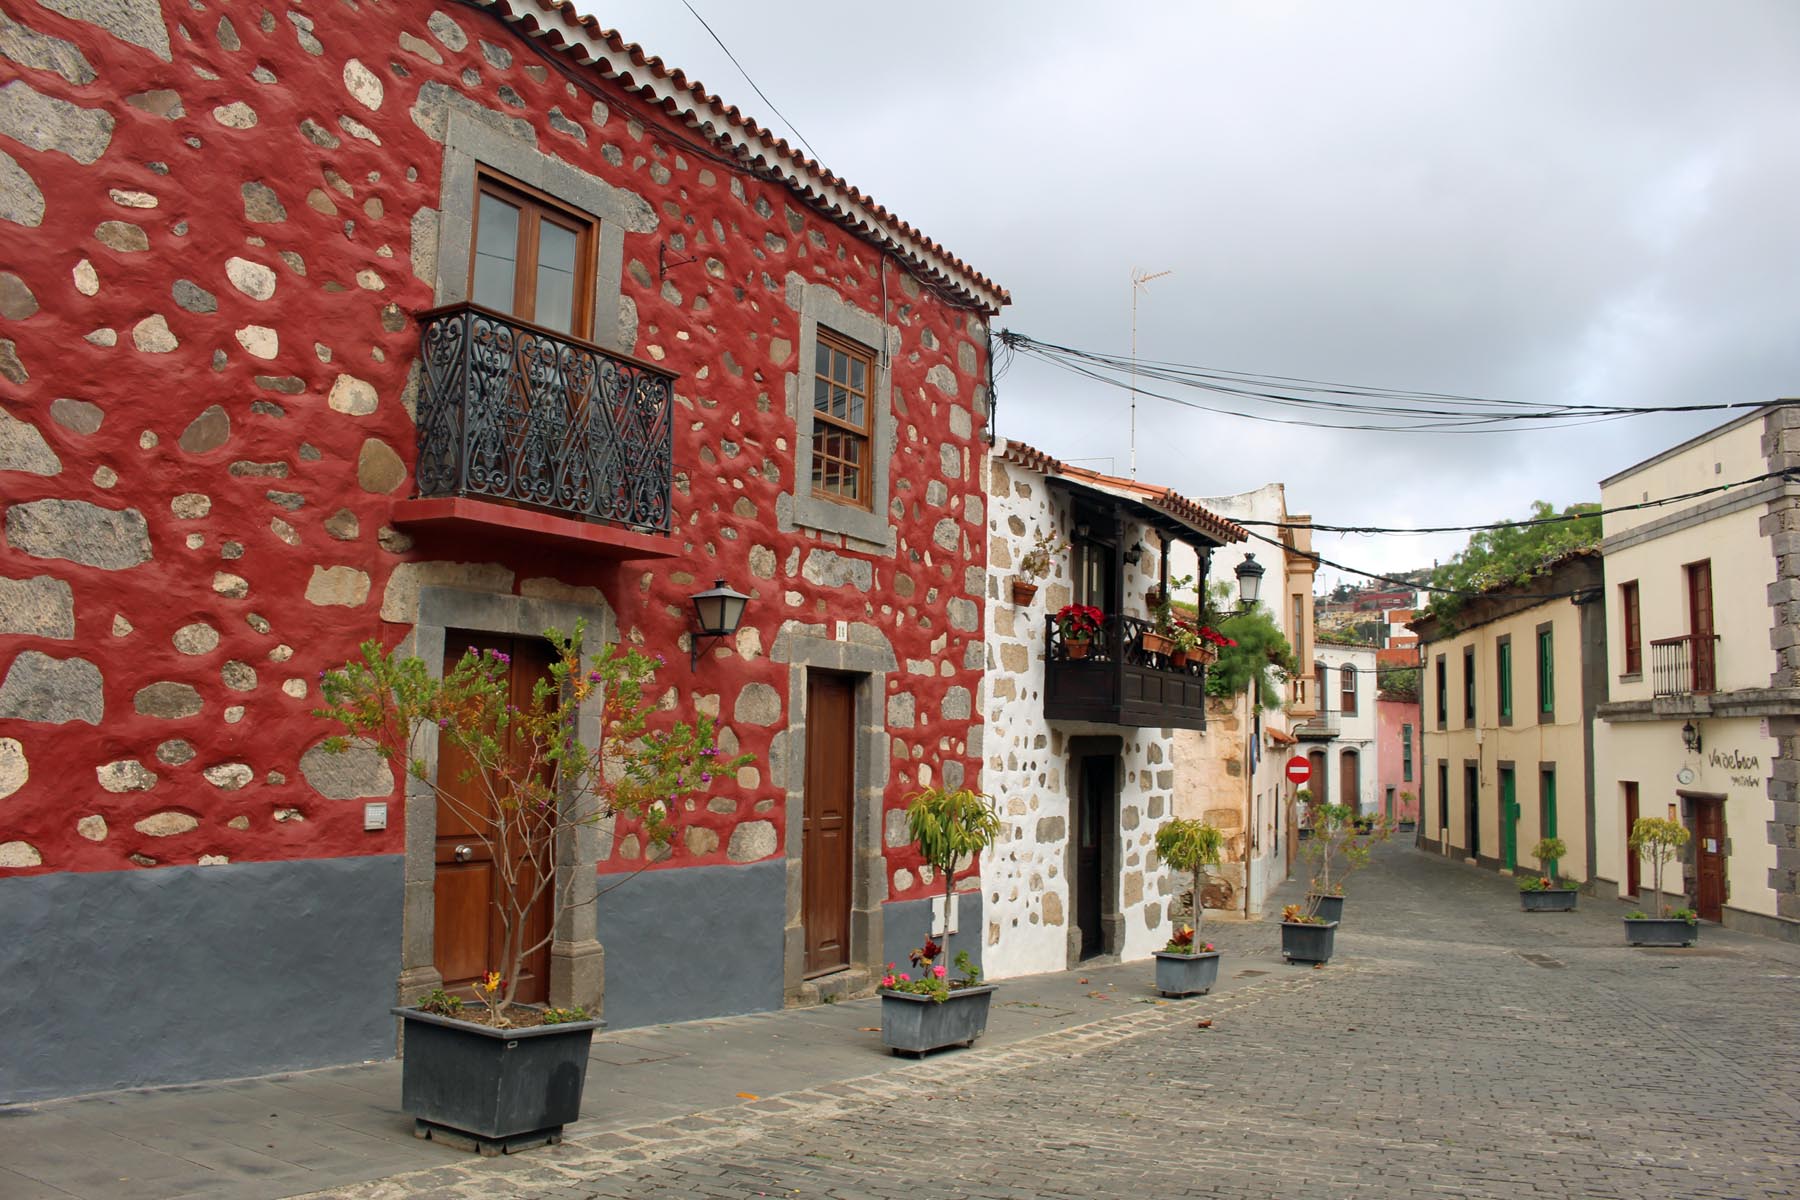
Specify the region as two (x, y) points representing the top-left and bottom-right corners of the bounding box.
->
(771, 628), (895, 1001)
(1065, 734), (1125, 965)
(395, 586), (618, 1015)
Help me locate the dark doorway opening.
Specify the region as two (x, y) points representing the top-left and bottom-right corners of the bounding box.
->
(1075, 754), (1117, 961)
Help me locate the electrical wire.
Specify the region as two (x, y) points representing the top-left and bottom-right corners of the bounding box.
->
(1236, 468), (1798, 535)
(999, 329), (1795, 434)
(674, 0), (823, 164)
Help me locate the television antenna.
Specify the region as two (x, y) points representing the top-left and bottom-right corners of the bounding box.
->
(1130, 267), (1173, 480)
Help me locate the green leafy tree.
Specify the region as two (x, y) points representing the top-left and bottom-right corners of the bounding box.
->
(1628, 817), (1690, 918)
(1425, 500), (1600, 621)
(317, 621), (752, 1023)
(1530, 836), (1568, 887)
(1378, 666), (1420, 701)
(1203, 583), (1297, 708)
(1154, 818), (1225, 941)
(904, 785), (1002, 983)
(1300, 802), (1392, 910)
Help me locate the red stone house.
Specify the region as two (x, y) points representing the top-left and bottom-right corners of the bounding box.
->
(0, 0), (1005, 1101)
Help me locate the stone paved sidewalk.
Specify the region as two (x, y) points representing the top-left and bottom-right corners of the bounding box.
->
(7, 844), (1800, 1199)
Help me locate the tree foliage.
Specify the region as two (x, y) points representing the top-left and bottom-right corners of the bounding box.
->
(1202, 583), (1296, 709)
(1424, 500), (1600, 621)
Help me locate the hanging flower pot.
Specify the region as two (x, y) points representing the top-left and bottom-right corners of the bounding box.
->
(1011, 579), (1038, 607)
(1065, 637), (1092, 660)
(1140, 630), (1174, 656)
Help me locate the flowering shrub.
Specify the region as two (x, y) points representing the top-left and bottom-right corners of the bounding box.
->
(1517, 874), (1574, 892)
(1162, 924), (1215, 955)
(1283, 903), (1326, 926)
(1053, 603), (1104, 642)
(318, 620), (753, 1026)
(881, 944), (981, 1003)
(1197, 625), (1237, 648)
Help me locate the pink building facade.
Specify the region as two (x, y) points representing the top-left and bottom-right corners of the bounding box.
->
(1376, 697), (1420, 826)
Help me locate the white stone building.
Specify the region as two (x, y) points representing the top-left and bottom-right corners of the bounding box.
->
(1301, 641), (1381, 817)
(979, 442), (1247, 977)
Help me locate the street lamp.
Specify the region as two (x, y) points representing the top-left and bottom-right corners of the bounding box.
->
(688, 578), (749, 669)
(1682, 720), (1703, 755)
(1234, 553), (1265, 611)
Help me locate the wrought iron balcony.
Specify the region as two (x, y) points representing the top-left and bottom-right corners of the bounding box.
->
(1043, 614), (1209, 731)
(415, 303), (675, 534)
(1292, 707), (1341, 740)
(1651, 633), (1719, 697)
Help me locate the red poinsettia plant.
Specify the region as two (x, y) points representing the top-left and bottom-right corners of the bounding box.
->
(1054, 603), (1105, 642)
(1198, 625), (1238, 648)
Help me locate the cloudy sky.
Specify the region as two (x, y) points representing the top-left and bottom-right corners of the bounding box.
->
(589, 1), (1800, 587)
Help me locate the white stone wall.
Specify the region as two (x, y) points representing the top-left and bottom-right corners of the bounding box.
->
(979, 453), (1180, 978)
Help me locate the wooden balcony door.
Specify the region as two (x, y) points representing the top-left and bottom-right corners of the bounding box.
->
(434, 633), (556, 1004)
(803, 673), (855, 977)
(1686, 561), (1715, 693)
(1690, 796), (1725, 922)
(1499, 768), (1518, 872)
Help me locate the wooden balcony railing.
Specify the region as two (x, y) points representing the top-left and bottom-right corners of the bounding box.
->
(415, 303), (675, 533)
(1650, 633), (1719, 697)
(1043, 614), (1209, 731)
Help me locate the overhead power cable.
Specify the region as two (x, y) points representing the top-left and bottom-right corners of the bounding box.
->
(998, 329), (1794, 434)
(1237, 468), (1798, 536)
(676, 0), (823, 164)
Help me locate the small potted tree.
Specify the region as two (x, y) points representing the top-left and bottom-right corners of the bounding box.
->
(1518, 836), (1578, 912)
(879, 785), (1003, 1055)
(1283, 804), (1389, 964)
(1624, 817), (1698, 946)
(1152, 819), (1224, 996)
(1280, 902), (1336, 964)
(319, 623), (750, 1152)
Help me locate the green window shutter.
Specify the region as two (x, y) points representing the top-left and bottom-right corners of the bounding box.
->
(1498, 643), (1512, 719)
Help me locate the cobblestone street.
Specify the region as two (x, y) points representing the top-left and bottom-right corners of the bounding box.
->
(292, 846), (1800, 1200)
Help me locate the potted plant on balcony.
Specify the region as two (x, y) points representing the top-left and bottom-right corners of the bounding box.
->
(879, 785), (1003, 1055)
(1054, 603), (1104, 659)
(1012, 530), (1064, 607)
(1170, 624), (1201, 668)
(1152, 818), (1225, 997)
(1141, 573), (1193, 656)
(1623, 817), (1698, 946)
(1518, 837), (1578, 911)
(319, 623), (751, 1153)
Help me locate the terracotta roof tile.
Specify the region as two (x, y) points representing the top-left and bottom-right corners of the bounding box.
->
(997, 440), (1247, 546)
(473, 1), (1009, 313)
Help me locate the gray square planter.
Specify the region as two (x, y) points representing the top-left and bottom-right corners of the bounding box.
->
(1307, 894), (1345, 923)
(880, 984), (997, 1055)
(1154, 950), (1222, 997)
(1519, 888), (1578, 912)
(1624, 917), (1699, 947)
(1281, 920), (1339, 964)
(394, 1007), (602, 1154)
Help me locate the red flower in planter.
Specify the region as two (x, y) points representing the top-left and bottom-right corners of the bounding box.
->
(1054, 604), (1105, 641)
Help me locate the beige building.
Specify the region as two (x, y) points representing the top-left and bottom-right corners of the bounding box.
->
(1593, 406), (1800, 941)
(1171, 485), (1318, 917)
(1411, 552), (1606, 883)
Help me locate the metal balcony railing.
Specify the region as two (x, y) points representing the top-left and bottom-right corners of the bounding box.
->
(1650, 633), (1719, 697)
(415, 302), (675, 533)
(1292, 707), (1341, 739)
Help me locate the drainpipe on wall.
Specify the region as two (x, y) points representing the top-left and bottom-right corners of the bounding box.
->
(1244, 678), (1256, 919)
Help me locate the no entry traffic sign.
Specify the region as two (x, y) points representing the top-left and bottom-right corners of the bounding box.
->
(1285, 757), (1311, 785)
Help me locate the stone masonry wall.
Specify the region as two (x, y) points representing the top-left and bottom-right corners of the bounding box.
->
(1760, 406), (1800, 922)
(979, 455), (1178, 977)
(0, 0), (990, 894)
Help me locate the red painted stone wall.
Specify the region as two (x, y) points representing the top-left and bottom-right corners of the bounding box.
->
(0, 0), (991, 902)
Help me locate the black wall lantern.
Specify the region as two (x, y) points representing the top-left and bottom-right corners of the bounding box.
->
(689, 578), (750, 669)
(1234, 553), (1266, 611)
(1682, 720), (1702, 755)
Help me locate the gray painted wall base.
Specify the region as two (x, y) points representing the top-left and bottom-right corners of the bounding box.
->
(881, 892), (984, 978)
(0, 856), (402, 1104)
(593, 859), (785, 1029)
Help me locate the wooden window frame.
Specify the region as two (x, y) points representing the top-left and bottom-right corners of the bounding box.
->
(1339, 663), (1358, 716)
(1496, 635), (1513, 726)
(809, 328), (876, 511)
(470, 170), (599, 339)
(1401, 723), (1413, 783)
(1434, 655), (1447, 729)
(1462, 645), (1476, 725)
(1619, 580), (1642, 677)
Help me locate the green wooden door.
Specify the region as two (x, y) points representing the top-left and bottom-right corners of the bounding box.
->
(1500, 768), (1518, 871)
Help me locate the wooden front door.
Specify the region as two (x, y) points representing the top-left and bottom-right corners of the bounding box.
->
(803, 673), (855, 977)
(1076, 755), (1114, 960)
(1686, 561), (1715, 693)
(1623, 783), (1640, 897)
(435, 633), (556, 1003)
(1339, 750), (1359, 817)
(1691, 796), (1725, 922)
(1309, 750), (1329, 806)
